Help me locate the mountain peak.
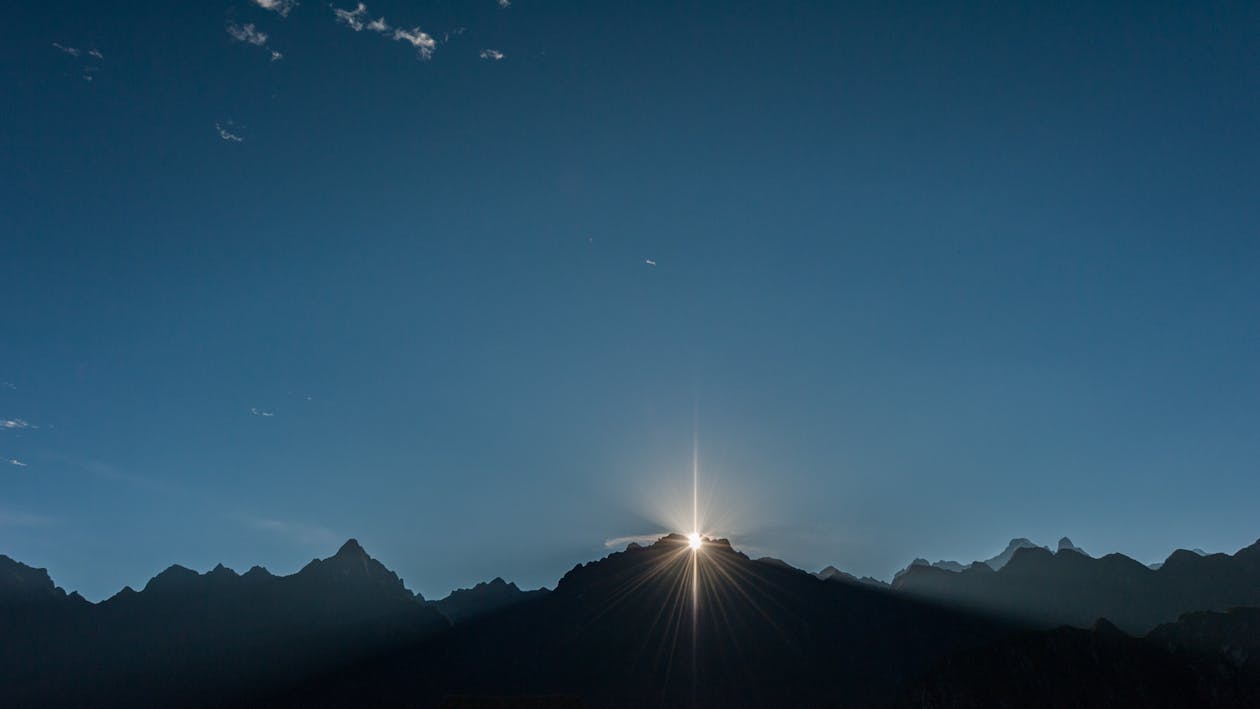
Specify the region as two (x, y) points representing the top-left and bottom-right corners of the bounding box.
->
(335, 538), (367, 558)
(1058, 537), (1089, 556)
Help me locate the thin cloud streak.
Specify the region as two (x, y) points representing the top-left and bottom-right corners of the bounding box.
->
(52, 42), (80, 57)
(1, 419), (34, 430)
(0, 507), (58, 527)
(8, 458), (28, 467)
(604, 533), (670, 549)
(479, 49), (505, 61)
(251, 517), (340, 546)
(227, 22), (269, 46)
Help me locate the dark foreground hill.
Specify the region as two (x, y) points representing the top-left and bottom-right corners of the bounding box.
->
(902, 610), (1260, 708)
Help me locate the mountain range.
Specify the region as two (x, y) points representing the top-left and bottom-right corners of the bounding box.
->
(3, 534), (1259, 707)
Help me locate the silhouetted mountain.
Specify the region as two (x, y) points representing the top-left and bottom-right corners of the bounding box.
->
(1058, 536), (1089, 556)
(0, 555), (85, 607)
(891, 537), (1048, 583)
(815, 564), (889, 587)
(276, 534), (1017, 707)
(5, 534), (1260, 706)
(431, 577), (548, 623)
(0, 540), (448, 708)
(893, 539), (1260, 633)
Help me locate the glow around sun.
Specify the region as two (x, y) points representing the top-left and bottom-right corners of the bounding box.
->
(687, 532), (702, 550)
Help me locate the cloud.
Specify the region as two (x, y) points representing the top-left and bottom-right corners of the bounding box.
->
(251, 517), (339, 546)
(253, 0), (297, 17)
(270, 49), (284, 61)
(215, 122), (244, 142)
(0, 507), (57, 527)
(333, 2), (367, 31)
(498, 0), (511, 7)
(644, 259), (657, 266)
(604, 533), (669, 548)
(8, 458), (27, 467)
(479, 49), (505, 61)
(88, 48), (103, 59)
(250, 407), (275, 417)
(52, 42), (80, 57)
(334, 4), (436, 59)
(227, 22), (269, 46)
(393, 26), (436, 59)
(1, 419), (34, 430)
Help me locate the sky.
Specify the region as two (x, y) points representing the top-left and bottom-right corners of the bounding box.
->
(2, 1), (1259, 601)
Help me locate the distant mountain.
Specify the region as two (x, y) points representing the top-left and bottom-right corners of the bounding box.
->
(891, 537), (1054, 584)
(0, 539), (448, 708)
(892, 539), (1260, 633)
(814, 565), (889, 588)
(430, 577), (548, 623)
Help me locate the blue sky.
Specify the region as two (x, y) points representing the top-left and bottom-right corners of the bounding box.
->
(2, 1), (1259, 600)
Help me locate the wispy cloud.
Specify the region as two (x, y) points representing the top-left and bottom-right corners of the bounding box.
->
(604, 533), (668, 548)
(7, 458), (27, 467)
(1, 419), (34, 430)
(333, 2), (368, 31)
(333, 3), (436, 59)
(251, 517), (339, 546)
(270, 49), (284, 61)
(393, 27), (436, 59)
(479, 49), (505, 61)
(215, 122), (244, 142)
(253, 0), (297, 17)
(498, 0), (511, 7)
(52, 42), (80, 57)
(0, 507), (57, 527)
(88, 48), (103, 59)
(227, 22), (269, 46)
(250, 407), (275, 417)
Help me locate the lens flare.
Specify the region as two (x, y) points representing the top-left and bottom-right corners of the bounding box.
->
(687, 532), (702, 550)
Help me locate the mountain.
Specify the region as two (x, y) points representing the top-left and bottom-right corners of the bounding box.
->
(276, 534), (1019, 707)
(5, 534), (1260, 706)
(815, 564), (889, 587)
(1058, 536), (1089, 556)
(430, 577), (548, 623)
(0, 539), (449, 708)
(892, 539), (1260, 633)
(0, 555), (86, 607)
(891, 537), (1048, 583)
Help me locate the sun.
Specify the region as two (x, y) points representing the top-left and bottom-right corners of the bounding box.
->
(687, 532), (702, 550)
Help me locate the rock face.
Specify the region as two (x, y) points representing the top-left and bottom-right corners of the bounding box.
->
(893, 539), (1260, 633)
